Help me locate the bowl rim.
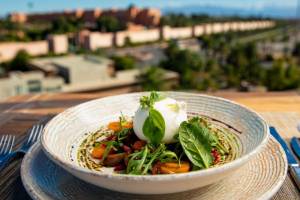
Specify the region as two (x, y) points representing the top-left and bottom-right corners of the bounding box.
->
(41, 91), (269, 181)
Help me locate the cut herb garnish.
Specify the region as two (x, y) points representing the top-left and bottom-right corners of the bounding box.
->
(117, 128), (131, 142)
(100, 141), (118, 163)
(140, 91), (165, 109)
(126, 144), (177, 175)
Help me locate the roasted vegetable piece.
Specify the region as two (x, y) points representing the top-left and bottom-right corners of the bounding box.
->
(132, 140), (146, 151)
(123, 145), (132, 153)
(114, 164), (126, 171)
(103, 153), (125, 166)
(152, 161), (190, 174)
(91, 144), (106, 159)
(108, 121), (133, 132)
(108, 122), (121, 132)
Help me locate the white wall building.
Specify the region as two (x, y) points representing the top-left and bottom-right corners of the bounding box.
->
(161, 26), (193, 40)
(194, 25), (205, 36)
(115, 29), (160, 46)
(48, 34), (69, 54)
(84, 32), (114, 50)
(0, 71), (64, 100)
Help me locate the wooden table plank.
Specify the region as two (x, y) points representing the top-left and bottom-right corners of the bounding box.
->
(2, 91), (300, 116)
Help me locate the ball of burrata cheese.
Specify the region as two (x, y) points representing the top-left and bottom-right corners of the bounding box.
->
(133, 97), (187, 143)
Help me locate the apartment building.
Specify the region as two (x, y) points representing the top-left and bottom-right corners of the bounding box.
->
(0, 20), (275, 63)
(0, 34), (69, 62)
(9, 6), (161, 27)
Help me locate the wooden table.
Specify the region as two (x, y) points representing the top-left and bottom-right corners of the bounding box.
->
(1, 91), (300, 200)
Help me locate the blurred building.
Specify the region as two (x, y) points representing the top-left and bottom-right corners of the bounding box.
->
(0, 41), (48, 62)
(63, 68), (179, 93)
(257, 41), (294, 59)
(47, 34), (69, 54)
(0, 71), (64, 99)
(0, 20), (275, 62)
(81, 32), (114, 50)
(0, 53), (179, 99)
(0, 34), (69, 62)
(9, 12), (27, 23)
(114, 28), (160, 46)
(177, 39), (200, 52)
(30, 55), (179, 93)
(161, 26), (193, 40)
(31, 55), (114, 84)
(9, 6), (161, 27)
(126, 22), (145, 31)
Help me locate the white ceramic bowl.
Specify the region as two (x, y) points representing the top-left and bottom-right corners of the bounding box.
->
(41, 92), (269, 194)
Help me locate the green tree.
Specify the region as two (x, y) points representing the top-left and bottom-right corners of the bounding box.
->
(160, 13), (215, 27)
(199, 35), (215, 50)
(124, 37), (133, 47)
(226, 42), (264, 86)
(8, 50), (31, 71)
(161, 41), (204, 89)
(265, 61), (287, 91)
(96, 16), (125, 32)
(223, 64), (240, 87)
(226, 44), (248, 83)
(26, 28), (48, 41)
(51, 17), (83, 34)
(138, 67), (167, 91)
(111, 55), (135, 71)
(285, 63), (300, 89)
(160, 13), (192, 27)
(162, 41), (203, 73)
(264, 60), (300, 91)
(0, 19), (22, 31)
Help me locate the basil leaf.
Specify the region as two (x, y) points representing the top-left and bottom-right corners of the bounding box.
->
(179, 121), (213, 168)
(143, 108), (165, 145)
(191, 117), (219, 144)
(190, 117), (229, 154)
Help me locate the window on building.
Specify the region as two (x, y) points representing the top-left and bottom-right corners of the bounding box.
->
(15, 86), (22, 94)
(27, 80), (42, 93)
(45, 86), (62, 92)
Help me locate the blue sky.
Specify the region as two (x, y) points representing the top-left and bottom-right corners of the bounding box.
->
(0, 0), (297, 16)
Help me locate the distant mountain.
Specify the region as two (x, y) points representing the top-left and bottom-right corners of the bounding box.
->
(162, 5), (297, 19)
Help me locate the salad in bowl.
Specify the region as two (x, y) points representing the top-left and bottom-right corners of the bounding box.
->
(78, 92), (240, 175)
(42, 91), (268, 194)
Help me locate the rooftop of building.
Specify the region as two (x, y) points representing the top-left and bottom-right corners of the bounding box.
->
(0, 70), (64, 86)
(31, 55), (113, 71)
(62, 68), (178, 92)
(9, 71), (44, 80)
